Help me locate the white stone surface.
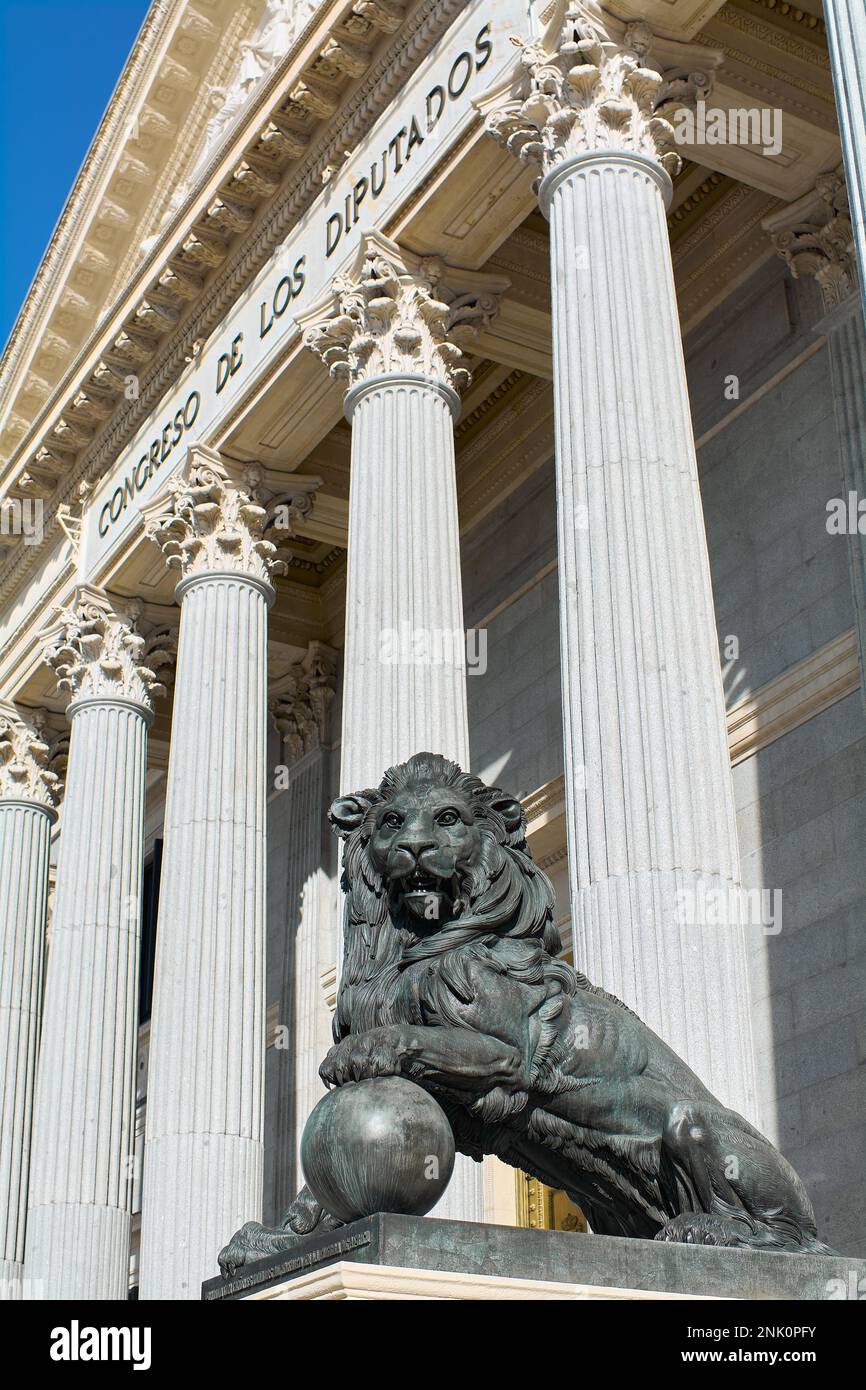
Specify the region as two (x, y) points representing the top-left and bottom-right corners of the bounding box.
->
(24, 599), (162, 1300)
(139, 455), (280, 1299)
(246, 1260), (721, 1300)
(0, 708), (56, 1299)
(276, 748), (334, 1199)
(542, 151), (755, 1118)
(301, 236), (510, 1219)
(486, 14), (756, 1118)
(23, 593), (161, 1298)
(340, 373), (470, 788)
(824, 0), (866, 331)
(344, 374), (485, 1222)
(269, 647), (337, 1206)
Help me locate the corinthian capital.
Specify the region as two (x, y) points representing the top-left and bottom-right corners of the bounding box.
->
(270, 642), (337, 765)
(142, 447), (290, 588)
(482, 1), (718, 180)
(763, 168), (857, 311)
(0, 704), (60, 808)
(297, 232), (509, 394)
(42, 590), (172, 711)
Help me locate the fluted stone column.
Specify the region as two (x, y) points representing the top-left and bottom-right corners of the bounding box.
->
(0, 708), (58, 1300)
(300, 233), (508, 1218)
(766, 171), (866, 705)
(25, 596), (168, 1299)
(487, 9), (756, 1118)
(824, 0), (866, 331)
(270, 644), (337, 1207)
(139, 451), (284, 1300)
(823, 303), (866, 704)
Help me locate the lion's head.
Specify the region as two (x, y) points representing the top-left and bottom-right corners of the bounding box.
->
(328, 753), (561, 1037)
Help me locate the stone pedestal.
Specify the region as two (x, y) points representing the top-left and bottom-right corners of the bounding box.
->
(203, 1213), (866, 1302)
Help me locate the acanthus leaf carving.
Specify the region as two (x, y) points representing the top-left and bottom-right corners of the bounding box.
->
(299, 232), (508, 393)
(270, 641), (337, 765)
(143, 449), (293, 586)
(482, 1), (718, 182)
(0, 703), (61, 808)
(764, 168), (857, 311)
(42, 591), (172, 711)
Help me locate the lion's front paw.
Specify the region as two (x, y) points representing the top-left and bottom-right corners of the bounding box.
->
(320, 1028), (405, 1086)
(654, 1213), (747, 1248)
(218, 1221), (306, 1279)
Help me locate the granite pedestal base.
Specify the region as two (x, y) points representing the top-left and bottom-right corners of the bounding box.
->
(202, 1215), (865, 1302)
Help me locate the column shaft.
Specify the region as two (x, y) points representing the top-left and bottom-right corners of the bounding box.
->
(543, 154), (756, 1118)
(139, 574), (268, 1300)
(341, 375), (470, 788)
(824, 301), (866, 702)
(25, 701), (148, 1299)
(274, 749), (334, 1210)
(0, 801), (53, 1298)
(824, 0), (866, 330)
(342, 373), (480, 1221)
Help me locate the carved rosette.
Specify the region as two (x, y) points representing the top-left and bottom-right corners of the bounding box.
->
(0, 705), (60, 808)
(144, 454), (290, 588)
(300, 233), (508, 394)
(43, 597), (172, 712)
(767, 170), (857, 310)
(484, 2), (715, 180)
(270, 642), (337, 765)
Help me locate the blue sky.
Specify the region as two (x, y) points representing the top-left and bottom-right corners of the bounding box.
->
(0, 0), (149, 352)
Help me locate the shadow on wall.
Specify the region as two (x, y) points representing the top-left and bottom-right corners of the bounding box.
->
(691, 259), (866, 1257)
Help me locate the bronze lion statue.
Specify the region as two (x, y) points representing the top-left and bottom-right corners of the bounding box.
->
(219, 753), (831, 1276)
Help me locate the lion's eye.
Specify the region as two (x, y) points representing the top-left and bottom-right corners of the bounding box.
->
(436, 809), (459, 826)
(383, 812), (403, 829)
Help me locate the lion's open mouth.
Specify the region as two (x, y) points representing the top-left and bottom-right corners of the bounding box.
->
(401, 869), (444, 894)
(395, 869), (459, 923)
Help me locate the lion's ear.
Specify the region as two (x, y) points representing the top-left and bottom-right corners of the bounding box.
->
(490, 795), (524, 834)
(328, 793), (377, 838)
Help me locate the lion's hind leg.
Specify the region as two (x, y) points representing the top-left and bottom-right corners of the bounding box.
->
(656, 1100), (828, 1252)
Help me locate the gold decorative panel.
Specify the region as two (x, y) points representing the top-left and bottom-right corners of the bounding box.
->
(515, 1172), (586, 1233)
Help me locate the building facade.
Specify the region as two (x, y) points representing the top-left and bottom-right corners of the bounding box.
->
(0, 0), (864, 1300)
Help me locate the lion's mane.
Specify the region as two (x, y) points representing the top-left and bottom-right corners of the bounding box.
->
(329, 753), (568, 1041)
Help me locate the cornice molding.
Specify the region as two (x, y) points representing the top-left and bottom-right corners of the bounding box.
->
(0, 0), (180, 415)
(726, 628), (861, 765)
(0, 0), (469, 615)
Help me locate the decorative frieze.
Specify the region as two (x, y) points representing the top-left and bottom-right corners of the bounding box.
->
(484, 1), (718, 179)
(143, 450), (291, 588)
(764, 168), (857, 309)
(300, 231), (508, 392)
(270, 642), (337, 764)
(43, 591), (172, 711)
